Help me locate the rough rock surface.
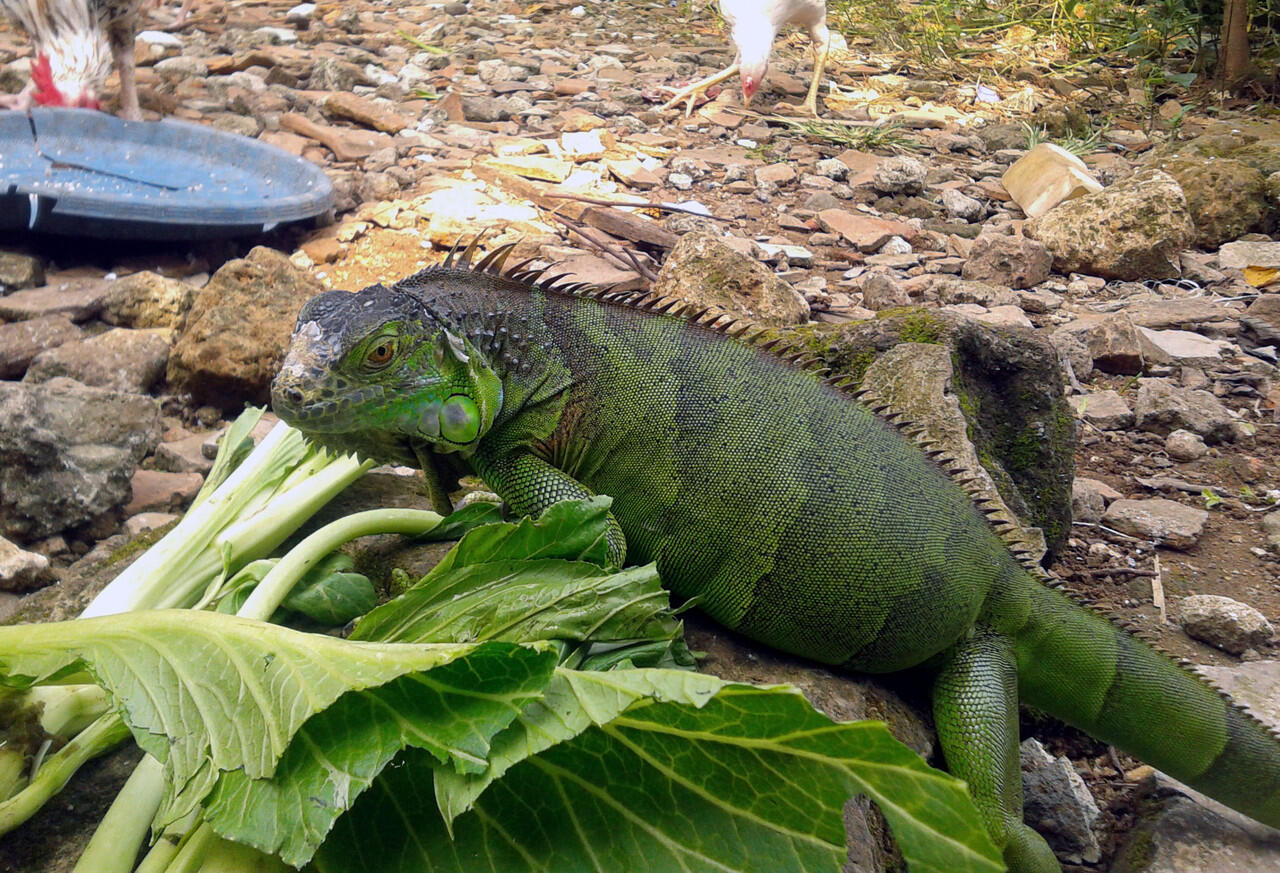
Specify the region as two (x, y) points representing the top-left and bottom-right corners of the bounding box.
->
(101, 272), (197, 330)
(1019, 738), (1102, 864)
(1101, 498), (1208, 549)
(1134, 378), (1238, 444)
(960, 233), (1052, 289)
(24, 328), (171, 395)
(0, 316), (81, 379)
(1149, 155), (1269, 247)
(1179, 594), (1275, 655)
(168, 247), (326, 409)
(649, 232), (810, 327)
(1026, 170), (1194, 280)
(0, 379), (161, 543)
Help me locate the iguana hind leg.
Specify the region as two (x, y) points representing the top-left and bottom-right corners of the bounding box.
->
(933, 630), (1060, 873)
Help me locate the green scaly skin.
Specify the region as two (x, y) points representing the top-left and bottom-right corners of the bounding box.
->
(272, 257), (1280, 873)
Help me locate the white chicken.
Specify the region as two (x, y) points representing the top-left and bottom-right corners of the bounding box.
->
(0, 0), (143, 118)
(661, 0), (831, 117)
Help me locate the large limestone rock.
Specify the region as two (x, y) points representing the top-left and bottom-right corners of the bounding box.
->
(1148, 155), (1269, 247)
(24, 328), (170, 394)
(1134, 378), (1239, 444)
(101, 271), (197, 330)
(1026, 170), (1195, 280)
(651, 232), (810, 327)
(168, 247), (326, 410)
(786, 310), (1076, 557)
(960, 233), (1052, 289)
(0, 379), (161, 542)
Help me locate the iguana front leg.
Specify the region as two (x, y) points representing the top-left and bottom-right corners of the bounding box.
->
(933, 630), (1060, 873)
(471, 448), (627, 566)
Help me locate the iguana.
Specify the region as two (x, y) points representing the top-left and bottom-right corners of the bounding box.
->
(271, 242), (1280, 873)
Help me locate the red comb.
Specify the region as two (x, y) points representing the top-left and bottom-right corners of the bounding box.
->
(29, 54), (66, 106)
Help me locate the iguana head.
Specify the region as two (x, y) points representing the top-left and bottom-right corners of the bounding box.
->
(271, 284), (503, 465)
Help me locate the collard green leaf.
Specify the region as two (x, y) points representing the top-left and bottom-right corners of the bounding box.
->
(351, 497), (678, 647)
(352, 560), (678, 647)
(0, 611), (550, 833)
(428, 496), (615, 573)
(312, 675), (1003, 873)
(205, 642), (556, 867)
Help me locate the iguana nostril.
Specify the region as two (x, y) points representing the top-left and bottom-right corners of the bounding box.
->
(286, 387), (303, 404)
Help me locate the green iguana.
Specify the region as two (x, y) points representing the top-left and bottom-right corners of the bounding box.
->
(271, 242), (1280, 873)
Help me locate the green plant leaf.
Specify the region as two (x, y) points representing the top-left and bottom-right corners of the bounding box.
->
(350, 497), (674, 646)
(205, 641), (557, 867)
(313, 674), (1003, 873)
(0, 611), (551, 832)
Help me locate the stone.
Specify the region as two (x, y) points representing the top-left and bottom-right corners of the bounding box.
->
(280, 113), (394, 162)
(309, 57), (366, 91)
(1137, 327), (1233, 368)
(0, 315), (81, 379)
(1134, 378), (1238, 444)
(872, 156), (927, 194)
(1059, 313), (1145, 375)
(125, 512), (180, 537)
(1001, 143), (1103, 218)
(1072, 477), (1121, 523)
(962, 304), (1034, 328)
(961, 234), (1052, 289)
(850, 317), (1075, 558)
(1020, 738), (1102, 864)
(1242, 294), (1280, 345)
(322, 91), (410, 134)
(935, 279), (1017, 308)
(168, 246), (326, 410)
(24, 328), (170, 395)
(939, 187), (983, 221)
(1101, 498), (1208, 549)
(0, 379), (161, 543)
(0, 277), (109, 323)
(0, 534), (52, 591)
(755, 163), (796, 186)
(649, 232), (809, 327)
(1165, 429), (1208, 462)
(1112, 789), (1280, 873)
(101, 272), (196, 329)
(1070, 390), (1134, 430)
(1150, 155), (1269, 247)
(1264, 512), (1280, 554)
(1218, 240), (1280, 270)
(124, 469), (204, 515)
(482, 155), (573, 183)
(817, 209), (915, 253)
(1179, 594), (1274, 655)
(153, 431), (216, 474)
(1026, 170), (1194, 281)
(860, 272), (910, 310)
(0, 251), (45, 292)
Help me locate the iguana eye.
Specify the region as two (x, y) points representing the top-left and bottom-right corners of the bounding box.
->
(365, 341), (396, 368)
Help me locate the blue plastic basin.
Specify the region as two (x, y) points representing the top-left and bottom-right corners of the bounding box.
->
(0, 108), (333, 239)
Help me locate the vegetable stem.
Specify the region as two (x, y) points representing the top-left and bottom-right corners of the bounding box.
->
(0, 712), (132, 836)
(237, 508), (444, 621)
(72, 754), (165, 873)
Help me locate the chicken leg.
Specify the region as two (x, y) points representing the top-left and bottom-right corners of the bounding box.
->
(801, 20), (831, 117)
(108, 20), (141, 120)
(658, 62), (740, 117)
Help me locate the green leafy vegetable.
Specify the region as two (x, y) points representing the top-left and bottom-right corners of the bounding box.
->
(316, 672), (1002, 873)
(0, 612), (553, 834)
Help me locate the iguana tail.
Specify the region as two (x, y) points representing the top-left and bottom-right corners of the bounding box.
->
(1014, 579), (1280, 827)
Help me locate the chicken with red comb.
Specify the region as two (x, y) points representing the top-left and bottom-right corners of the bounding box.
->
(660, 0), (831, 117)
(0, 0), (144, 118)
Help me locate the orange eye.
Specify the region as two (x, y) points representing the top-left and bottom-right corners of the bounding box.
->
(366, 342), (395, 367)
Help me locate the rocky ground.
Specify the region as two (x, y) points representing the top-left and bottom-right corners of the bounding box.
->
(2, 0), (1280, 870)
